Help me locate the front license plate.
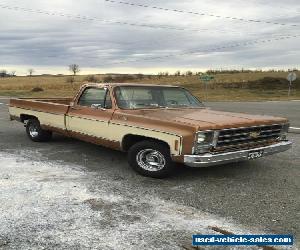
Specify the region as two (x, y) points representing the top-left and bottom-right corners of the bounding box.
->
(248, 150), (264, 160)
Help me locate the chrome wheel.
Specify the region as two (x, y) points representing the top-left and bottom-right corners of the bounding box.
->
(136, 149), (166, 172)
(29, 124), (39, 138)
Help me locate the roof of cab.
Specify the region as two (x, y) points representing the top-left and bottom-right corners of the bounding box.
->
(81, 82), (180, 88)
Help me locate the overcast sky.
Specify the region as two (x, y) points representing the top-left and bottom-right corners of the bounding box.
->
(0, 0), (299, 75)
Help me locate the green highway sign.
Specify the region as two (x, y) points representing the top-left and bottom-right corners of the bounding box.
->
(199, 74), (214, 81)
(199, 74), (214, 101)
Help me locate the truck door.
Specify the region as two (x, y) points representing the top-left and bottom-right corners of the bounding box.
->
(66, 86), (114, 141)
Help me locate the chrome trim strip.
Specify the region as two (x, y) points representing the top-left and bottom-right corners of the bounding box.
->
(67, 115), (107, 123)
(212, 130), (219, 147)
(184, 140), (292, 167)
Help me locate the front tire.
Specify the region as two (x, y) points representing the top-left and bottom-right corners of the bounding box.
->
(128, 140), (175, 178)
(26, 119), (52, 142)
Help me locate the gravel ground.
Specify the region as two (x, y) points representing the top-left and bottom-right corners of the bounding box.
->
(0, 151), (277, 250)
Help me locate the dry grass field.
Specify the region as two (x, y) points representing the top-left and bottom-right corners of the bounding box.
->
(0, 72), (299, 101)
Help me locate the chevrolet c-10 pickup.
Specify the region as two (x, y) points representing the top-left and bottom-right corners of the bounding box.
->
(9, 83), (292, 178)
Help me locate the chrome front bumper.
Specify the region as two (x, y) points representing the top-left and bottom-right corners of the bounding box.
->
(184, 141), (292, 167)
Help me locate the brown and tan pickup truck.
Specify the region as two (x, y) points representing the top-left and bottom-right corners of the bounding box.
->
(9, 83), (292, 178)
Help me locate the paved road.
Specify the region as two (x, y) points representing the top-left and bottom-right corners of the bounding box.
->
(0, 100), (299, 249)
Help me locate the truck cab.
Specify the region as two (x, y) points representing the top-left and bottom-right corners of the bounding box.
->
(9, 83), (292, 178)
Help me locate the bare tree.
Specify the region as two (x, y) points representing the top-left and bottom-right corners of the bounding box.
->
(28, 69), (34, 77)
(10, 70), (16, 77)
(69, 64), (80, 76)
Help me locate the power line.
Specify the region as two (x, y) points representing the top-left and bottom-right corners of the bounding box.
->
(1, 2), (286, 64)
(5, 33), (298, 66)
(0, 2), (286, 49)
(1, 3), (298, 67)
(2, 32), (298, 68)
(0, 3), (251, 35)
(104, 0), (299, 28)
(96, 34), (300, 66)
(49, 33), (300, 63)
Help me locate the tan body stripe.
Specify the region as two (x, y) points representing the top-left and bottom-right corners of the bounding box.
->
(10, 106), (182, 156)
(9, 107), (66, 130)
(9, 106), (64, 116)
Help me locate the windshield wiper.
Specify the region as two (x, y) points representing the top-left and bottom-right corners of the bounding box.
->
(149, 104), (166, 108)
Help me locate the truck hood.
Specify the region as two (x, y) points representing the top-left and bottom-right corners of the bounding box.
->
(135, 108), (287, 130)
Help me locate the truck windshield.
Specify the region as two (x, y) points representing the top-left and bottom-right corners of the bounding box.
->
(114, 86), (204, 109)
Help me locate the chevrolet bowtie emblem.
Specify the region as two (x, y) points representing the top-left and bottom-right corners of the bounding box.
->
(249, 131), (260, 138)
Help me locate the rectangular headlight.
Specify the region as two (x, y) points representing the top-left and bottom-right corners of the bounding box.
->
(280, 123), (289, 140)
(193, 131), (218, 154)
(197, 131), (214, 144)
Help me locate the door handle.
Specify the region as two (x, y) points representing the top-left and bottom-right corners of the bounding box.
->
(91, 104), (107, 111)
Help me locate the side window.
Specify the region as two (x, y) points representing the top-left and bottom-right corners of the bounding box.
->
(115, 87), (154, 108)
(163, 88), (191, 106)
(78, 88), (112, 109)
(116, 87), (153, 101)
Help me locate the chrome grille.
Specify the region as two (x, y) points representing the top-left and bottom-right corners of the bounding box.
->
(216, 124), (283, 150)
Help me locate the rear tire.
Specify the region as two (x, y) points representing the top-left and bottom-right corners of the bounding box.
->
(128, 140), (175, 178)
(26, 118), (52, 142)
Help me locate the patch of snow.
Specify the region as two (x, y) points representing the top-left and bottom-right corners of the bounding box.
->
(0, 152), (296, 250)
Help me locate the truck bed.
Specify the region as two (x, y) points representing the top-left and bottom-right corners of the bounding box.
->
(10, 97), (72, 106)
(9, 98), (72, 130)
